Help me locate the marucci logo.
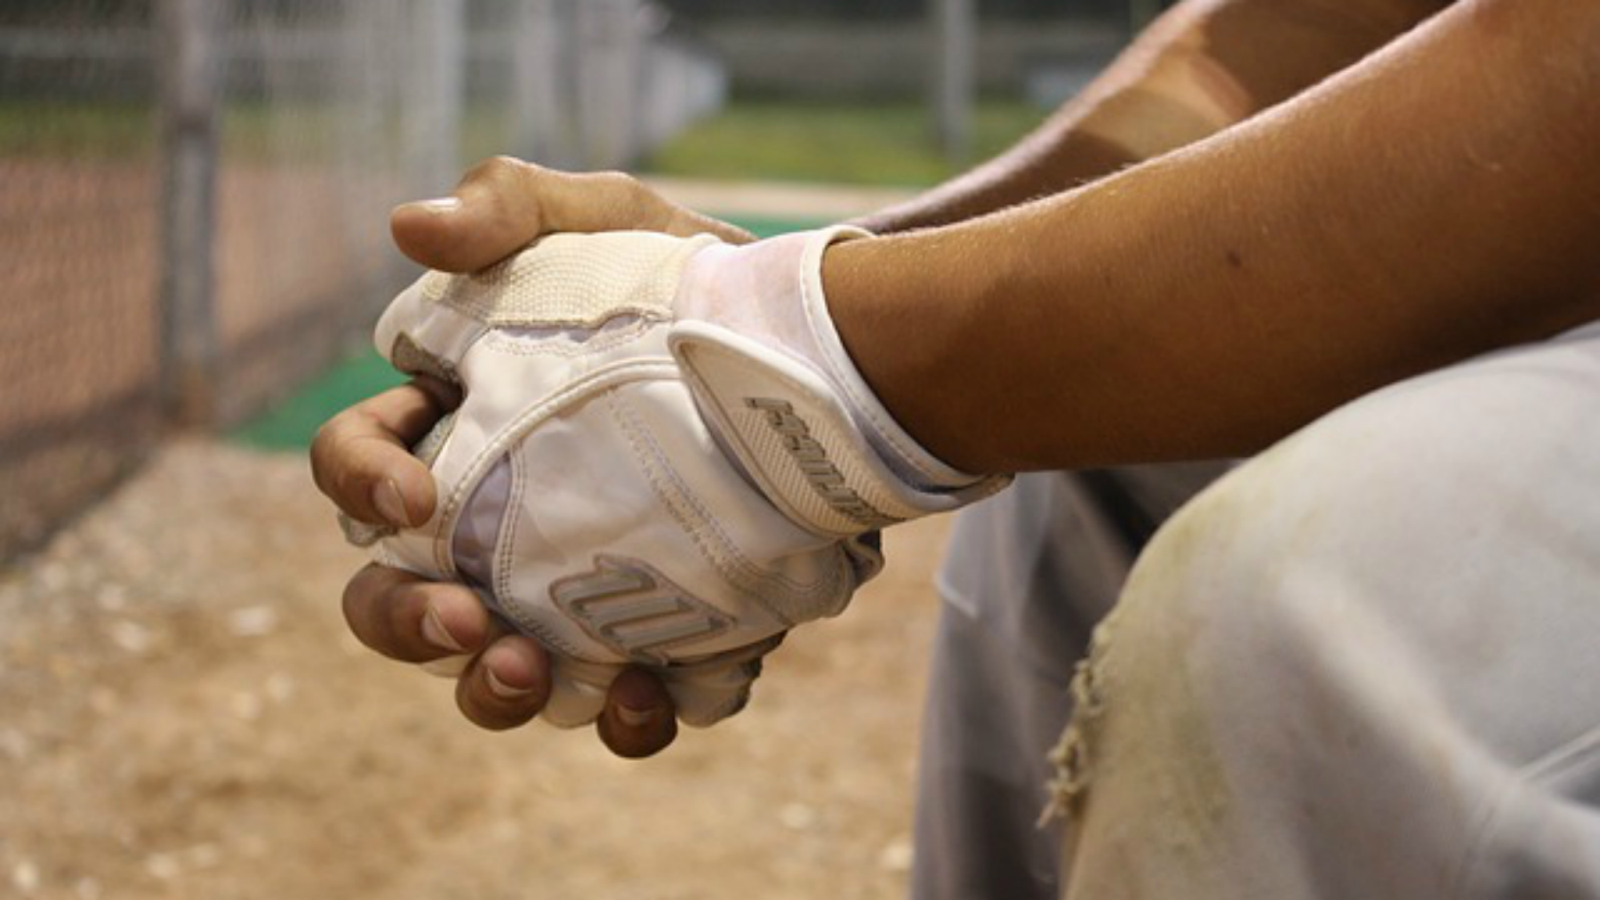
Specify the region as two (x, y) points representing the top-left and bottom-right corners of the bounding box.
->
(550, 557), (730, 664)
(745, 397), (900, 529)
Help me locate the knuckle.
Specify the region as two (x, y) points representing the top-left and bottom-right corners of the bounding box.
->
(588, 169), (645, 201)
(309, 414), (367, 482)
(308, 429), (336, 492)
(326, 455), (370, 509)
(588, 168), (633, 186)
(463, 154), (527, 186)
(309, 412), (350, 461)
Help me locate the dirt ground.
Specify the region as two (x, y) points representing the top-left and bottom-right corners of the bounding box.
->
(0, 440), (951, 900)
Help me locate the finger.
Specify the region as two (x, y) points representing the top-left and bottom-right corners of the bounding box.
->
(310, 380), (456, 527)
(456, 634), (552, 731)
(390, 157), (753, 273)
(392, 157), (553, 272)
(391, 157), (633, 271)
(661, 635), (782, 728)
(655, 202), (758, 245)
(596, 667), (678, 759)
(341, 564), (502, 663)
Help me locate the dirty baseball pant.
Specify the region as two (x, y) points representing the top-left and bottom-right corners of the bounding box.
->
(1052, 319), (1600, 899)
(911, 463), (1226, 900)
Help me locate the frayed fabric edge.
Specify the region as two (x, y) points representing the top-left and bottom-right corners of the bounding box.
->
(1039, 618), (1114, 827)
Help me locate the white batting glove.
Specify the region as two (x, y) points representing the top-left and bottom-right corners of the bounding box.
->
(346, 228), (1008, 728)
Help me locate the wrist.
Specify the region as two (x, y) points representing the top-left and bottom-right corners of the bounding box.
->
(668, 228), (1010, 537)
(677, 228), (987, 489)
(821, 229), (1001, 476)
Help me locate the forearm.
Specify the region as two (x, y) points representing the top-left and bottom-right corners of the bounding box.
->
(857, 0), (1448, 234)
(829, 0), (1600, 472)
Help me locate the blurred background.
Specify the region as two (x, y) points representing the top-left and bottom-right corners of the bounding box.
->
(0, 2), (1153, 897)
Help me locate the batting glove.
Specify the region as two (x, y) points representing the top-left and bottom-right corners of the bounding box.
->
(345, 228), (1008, 728)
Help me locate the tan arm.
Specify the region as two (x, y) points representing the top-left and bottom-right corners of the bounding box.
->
(827, 0), (1600, 472)
(857, 0), (1452, 233)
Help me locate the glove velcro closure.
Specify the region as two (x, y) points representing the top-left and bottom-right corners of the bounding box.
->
(669, 321), (998, 538)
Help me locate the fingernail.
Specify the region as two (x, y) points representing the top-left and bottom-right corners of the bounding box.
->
(616, 704), (658, 728)
(487, 668), (535, 700)
(373, 479), (411, 527)
(415, 196), (461, 214)
(420, 605), (466, 653)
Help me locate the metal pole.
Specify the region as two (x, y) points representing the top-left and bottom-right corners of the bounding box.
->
(576, 0), (642, 169)
(157, 0), (221, 427)
(513, 0), (580, 168)
(932, 0), (974, 165)
(512, 0), (547, 163)
(404, 0), (465, 194)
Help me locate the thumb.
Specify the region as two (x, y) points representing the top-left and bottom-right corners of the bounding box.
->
(391, 156), (756, 273)
(391, 156), (558, 273)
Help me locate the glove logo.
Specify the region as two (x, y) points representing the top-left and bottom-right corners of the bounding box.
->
(550, 556), (731, 665)
(745, 397), (900, 530)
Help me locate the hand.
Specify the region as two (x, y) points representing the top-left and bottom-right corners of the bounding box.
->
(355, 227), (1008, 735)
(389, 156), (754, 273)
(312, 376), (682, 756)
(312, 158), (749, 757)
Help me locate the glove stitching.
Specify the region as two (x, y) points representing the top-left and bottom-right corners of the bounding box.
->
(480, 318), (654, 359)
(493, 451), (525, 608)
(490, 451), (590, 660)
(671, 347), (855, 538)
(430, 356), (683, 577)
(607, 389), (839, 610)
(685, 342), (929, 526)
(434, 232), (715, 330)
(605, 390), (851, 625)
(795, 229), (950, 486)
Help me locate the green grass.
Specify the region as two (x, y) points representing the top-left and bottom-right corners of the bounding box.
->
(642, 98), (1046, 187)
(0, 101), (156, 159)
(1, 97), (1046, 186)
(230, 214), (819, 451)
(0, 100), (404, 163)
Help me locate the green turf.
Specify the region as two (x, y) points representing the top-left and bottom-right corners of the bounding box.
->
(725, 214), (831, 239)
(230, 347), (406, 451)
(228, 214), (821, 450)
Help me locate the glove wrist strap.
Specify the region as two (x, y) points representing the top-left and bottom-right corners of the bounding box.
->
(671, 227), (1010, 537)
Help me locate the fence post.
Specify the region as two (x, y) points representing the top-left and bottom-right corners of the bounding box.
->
(931, 0), (975, 165)
(511, 0), (579, 169)
(404, 0), (465, 194)
(156, 0), (222, 427)
(577, 0), (643, 169)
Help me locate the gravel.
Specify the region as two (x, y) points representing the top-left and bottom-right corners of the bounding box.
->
(0, 439), (947, 900)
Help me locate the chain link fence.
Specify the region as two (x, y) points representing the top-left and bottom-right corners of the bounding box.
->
(0, 0), (725, 561)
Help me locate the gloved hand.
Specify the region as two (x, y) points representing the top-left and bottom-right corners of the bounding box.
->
(344, 227), (1008, 727)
